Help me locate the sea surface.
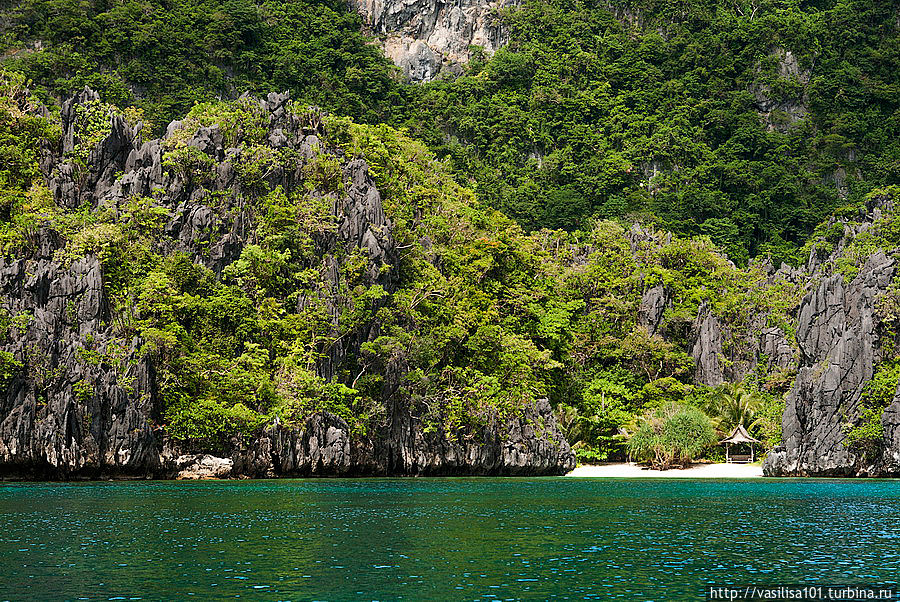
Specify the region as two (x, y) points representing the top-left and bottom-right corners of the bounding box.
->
(1, 478), (899, 600)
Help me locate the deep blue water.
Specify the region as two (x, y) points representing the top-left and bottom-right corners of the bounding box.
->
(1, 478), (899, 600)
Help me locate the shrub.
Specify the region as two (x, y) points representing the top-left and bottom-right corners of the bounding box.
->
(843, 361), (900, 460)
(0, 350), (21, 390)
(626, 403), (716, 469)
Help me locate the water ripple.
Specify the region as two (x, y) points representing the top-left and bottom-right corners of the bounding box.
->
(0, 478), (898, 599)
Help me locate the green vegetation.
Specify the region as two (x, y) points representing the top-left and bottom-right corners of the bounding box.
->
(2, 0), (898, 263)
(626, 403), (717, 469)
(0, 0), (404, 130)
(700, 385), (767, 435)
(0, 83), (803, 456)
(0, 70), (61, 251)
(843, 360), (900, 459)
(0, 0), (898, 460)
(408, 0), (900, 262)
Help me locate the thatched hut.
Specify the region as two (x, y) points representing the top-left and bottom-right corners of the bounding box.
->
(720, 425), (760, 463)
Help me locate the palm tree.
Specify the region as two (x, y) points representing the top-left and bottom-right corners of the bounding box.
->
(555, 403), (582, 443)
(700, 384), (764, 435)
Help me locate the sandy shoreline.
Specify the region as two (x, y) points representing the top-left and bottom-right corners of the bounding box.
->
(566, 462), (764, 478)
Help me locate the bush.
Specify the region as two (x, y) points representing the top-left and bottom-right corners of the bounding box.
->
(626, 403), (716, 469)
(0, 350), (21, 390)
(842, 361), (900, 459)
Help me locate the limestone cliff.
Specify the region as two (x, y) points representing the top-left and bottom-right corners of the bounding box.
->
(350, 0), (515, 80)
(627, 223), (798, 391)
(0, 89), (574, 478)
(761, 196), (900, 476)
(629, 194), (900, 478)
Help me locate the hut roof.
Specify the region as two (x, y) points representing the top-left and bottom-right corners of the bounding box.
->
(720, 424), (760, 445)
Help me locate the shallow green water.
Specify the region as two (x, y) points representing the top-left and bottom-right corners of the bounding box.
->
(1, 478), (899, 600)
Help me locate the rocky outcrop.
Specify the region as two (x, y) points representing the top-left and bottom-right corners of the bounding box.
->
(878, 391), (900, 473)
(0, 89), (574, 478)
(648, 191), (900, 478)
(50, 88), (143, 209)
(760, 192), (900, 477)
(627, 201), (900, 480)
(625, 223), (799, 388)
(759, 325), (795, 372)
(383, 397), (570, 476)
(689, 300), (797, 388)
(691, 304), (726, 387)
(229, 397), (571, 477)
(752, 47), (810, 133)
(764, 252), (894, 476)
(638, 283), (668, 337)
(0, 246), (161, 478)
(351, 0), (515, 80)
(176, 454), (233, 479)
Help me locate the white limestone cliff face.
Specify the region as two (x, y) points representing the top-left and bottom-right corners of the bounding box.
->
(752, 47), (811, 132)
(350, 0), (516, 80)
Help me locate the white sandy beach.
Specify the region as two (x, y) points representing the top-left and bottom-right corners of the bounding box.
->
(567, 462), (764, 478)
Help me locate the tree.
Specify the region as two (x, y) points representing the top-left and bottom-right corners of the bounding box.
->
(700, 385), (765, 433)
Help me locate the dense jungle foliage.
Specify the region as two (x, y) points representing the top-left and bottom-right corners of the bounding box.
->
(0, 0), (898, 463)
(2, 0), (898, 264)
(0, 0), (404, 129)
(410, 0), (900, 264)
(0, 71), (797, 461)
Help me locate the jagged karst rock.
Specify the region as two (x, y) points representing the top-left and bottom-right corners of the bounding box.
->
(764, 251), (896, 476)
(176, 454), (233, 479)
(759, 326), (795, 372)
(50, 87), (143, 209)
(691, 304), (726, 387)
(756, 193), (900, 477)
(878, 388), (900, 473)
(626, 222), (799, 388)
(227, 396), (574, 477)
(0, 250), (160, 477)
(352, 0), (516, 80)
(638, 283), (668, 337)
(337, 158), (397, 284)
(0, 89), (574, 478)
(385, 397), (573, 476)
(231, 414), (360, 478)
(752, 48), (810, 133)
(395, 39), (441, 81)
(625, 223), (670, 254)
(688, 305), (796, 388)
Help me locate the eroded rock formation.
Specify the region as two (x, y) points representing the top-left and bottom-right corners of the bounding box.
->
(0, 89), (574, 478)
(752, 47), (810, 133)
(351, 0), (515, 80)
(764, 253), (894, 476)
(763, 195), (900, 477)
(627, 223), (797, 389)
(627, 195), (900, 477)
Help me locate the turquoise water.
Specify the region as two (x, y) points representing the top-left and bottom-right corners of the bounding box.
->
(1, 478), (899, 600)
